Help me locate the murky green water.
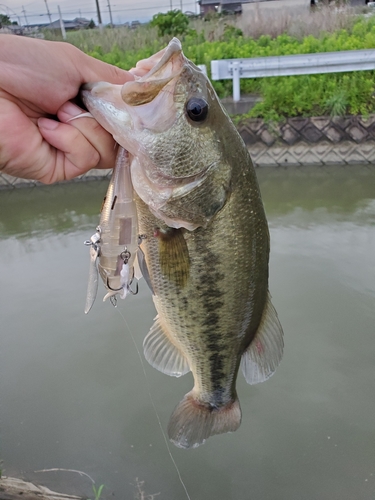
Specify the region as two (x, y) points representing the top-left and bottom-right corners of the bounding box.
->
(1, 166), (374, 500)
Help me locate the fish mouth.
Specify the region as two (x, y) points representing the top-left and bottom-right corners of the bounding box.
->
(80, 38), (186, 150)
(121, 37), (185, 106)
(81, 38), (184, 110)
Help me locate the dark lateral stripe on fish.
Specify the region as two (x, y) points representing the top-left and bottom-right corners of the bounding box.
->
(195, 247), (228, 399)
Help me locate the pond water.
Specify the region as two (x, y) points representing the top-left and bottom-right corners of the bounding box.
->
(0, 165), (374, 500)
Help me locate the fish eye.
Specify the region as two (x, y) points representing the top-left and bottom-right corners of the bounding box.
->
(186, 98), (208, 122)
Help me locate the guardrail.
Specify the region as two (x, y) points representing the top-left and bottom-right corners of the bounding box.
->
(210, 49), (375, 102)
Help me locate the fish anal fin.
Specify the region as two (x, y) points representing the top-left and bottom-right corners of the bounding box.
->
(168, 391), (242, 449)
(143, 316), (190, 377)
(156, 228), (189, 287)
(241, 291), (284, 385)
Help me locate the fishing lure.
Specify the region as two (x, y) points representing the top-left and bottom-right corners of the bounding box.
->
(84, 147), (140, 313)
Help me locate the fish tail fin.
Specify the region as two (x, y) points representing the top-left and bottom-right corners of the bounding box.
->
(167, 391), (241, 449)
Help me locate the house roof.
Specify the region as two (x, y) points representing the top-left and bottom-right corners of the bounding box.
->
(199, 0), (219, 4)
(35, 17), (91, 30)
(199, 0), (251, 4)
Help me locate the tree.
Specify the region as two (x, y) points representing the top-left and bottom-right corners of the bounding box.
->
(150, 10), (189, 37)
(0, 14), (12, 27)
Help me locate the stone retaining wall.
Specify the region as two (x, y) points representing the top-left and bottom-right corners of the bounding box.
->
(1, 115), (375, 189)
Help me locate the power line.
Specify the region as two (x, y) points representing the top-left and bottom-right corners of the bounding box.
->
(6, 1), (198, 25)
(10, 1), (197, 16)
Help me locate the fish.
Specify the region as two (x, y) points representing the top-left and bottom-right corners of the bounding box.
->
(84, 147), (140, 313)
(81, 38), (284, 449)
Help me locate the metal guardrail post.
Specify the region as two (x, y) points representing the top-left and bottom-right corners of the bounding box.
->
(232, 61), (241, 102)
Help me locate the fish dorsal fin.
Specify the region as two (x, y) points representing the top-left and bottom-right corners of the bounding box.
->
(143, 315), (190, 377)
(241, 292), (284, 385)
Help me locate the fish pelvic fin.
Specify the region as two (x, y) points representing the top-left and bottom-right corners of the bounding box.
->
(167, 391), (241, 449)
(241, 291), (284, 385)
(136, 247), (154, 294)
(143, 315), (190, 377)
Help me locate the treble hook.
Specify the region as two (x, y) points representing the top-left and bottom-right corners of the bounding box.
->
(120, 249), (131, 264)
(106, 277), (123, 292)
(128, 281), (139, 295)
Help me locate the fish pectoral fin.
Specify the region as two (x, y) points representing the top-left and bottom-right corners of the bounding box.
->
(157, 228), (190, 287)
(241, 291), (284, 385)
(143, 315), (190, 377)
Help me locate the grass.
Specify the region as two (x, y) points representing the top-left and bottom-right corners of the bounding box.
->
(91, 483), (104, 500)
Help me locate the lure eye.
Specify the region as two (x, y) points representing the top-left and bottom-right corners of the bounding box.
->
(186, 98), (208, 122)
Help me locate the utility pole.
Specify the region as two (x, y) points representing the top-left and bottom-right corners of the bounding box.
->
(107, 0), (113, 27)
(44, 0), (52, 26)
(95, 0), (103, 30)
(58, 5), (66, 39)
(180, 0), (183, 12)
(169, 0), (172, 10)
(22, 5), (29, 26)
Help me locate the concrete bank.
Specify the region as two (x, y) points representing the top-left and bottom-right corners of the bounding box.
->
(1, 114), (375, 189)
(238, 114), (375, 167)
(0, 476), (81, 500)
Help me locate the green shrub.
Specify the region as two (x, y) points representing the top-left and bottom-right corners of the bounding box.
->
(150, 10), (189, 37)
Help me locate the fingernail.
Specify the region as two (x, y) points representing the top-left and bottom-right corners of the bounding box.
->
(60, 101), (85, 117)
(38, 117), (59, 130)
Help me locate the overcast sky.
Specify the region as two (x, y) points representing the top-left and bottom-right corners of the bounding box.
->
(1, 0), (199, 26)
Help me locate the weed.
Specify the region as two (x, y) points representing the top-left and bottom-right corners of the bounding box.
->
(92, 483), (104, 500)
(324, 89), (348, 116)
(133, 478), (160, 500)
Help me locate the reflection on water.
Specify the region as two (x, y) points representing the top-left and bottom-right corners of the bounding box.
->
(0, 166), (374, 500)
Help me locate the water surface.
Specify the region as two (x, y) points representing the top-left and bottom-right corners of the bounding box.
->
(1, 166), (374, 499)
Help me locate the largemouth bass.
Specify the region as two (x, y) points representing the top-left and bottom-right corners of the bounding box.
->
(81, 38), (284, 449)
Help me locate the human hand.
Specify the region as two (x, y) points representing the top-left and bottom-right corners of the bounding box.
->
(0, 35), (134, 184)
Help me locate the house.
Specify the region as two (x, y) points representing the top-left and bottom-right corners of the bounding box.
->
(242, 0), (310, 19)
(24, 17), (92, 32)
(0, 24), (24, 35)
(199, 0), (310, 16)
(221, 0), (243, 14)
(199, 0), (244, 15)
(199, 0), (220, 15)
(42, 17), (92, 31)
